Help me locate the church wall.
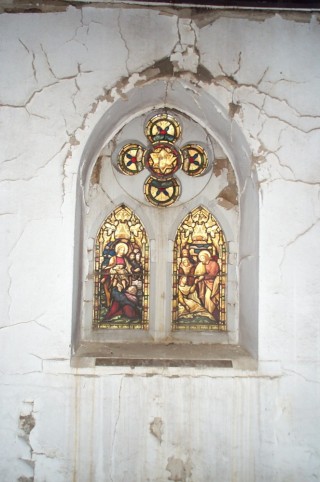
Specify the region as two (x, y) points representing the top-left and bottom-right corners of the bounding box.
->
(1, 5), (320, 481)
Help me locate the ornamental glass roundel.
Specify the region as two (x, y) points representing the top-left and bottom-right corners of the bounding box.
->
(145, 113), (181, 144)
(144, 177), (180, 207)
(145, 143), (182, 178)
(118, 143), (145, 175)
(182, 144), (208, 177)
(116, 111), (210, 207)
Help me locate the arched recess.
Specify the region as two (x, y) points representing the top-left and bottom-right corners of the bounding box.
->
(72, 78), (259, 359)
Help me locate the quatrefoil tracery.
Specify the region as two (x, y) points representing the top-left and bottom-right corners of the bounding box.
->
(117, 113), (209, 207)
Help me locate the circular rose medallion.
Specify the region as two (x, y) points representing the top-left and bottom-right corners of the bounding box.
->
(145, 113), (181, 144)
(118, 143), (145, 175)
(181, 144), (208, 177)
(144, 176), (180, 207)
(145, 143), (182, 178)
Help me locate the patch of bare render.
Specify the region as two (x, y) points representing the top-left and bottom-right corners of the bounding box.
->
(169, 17), (200, 73)
(279, 11), (319, 23)
(19, 413), (36, 435)
(0, 0), (69, 14)
(136, 58), (174, 84)
(187, 9), (317, 27)
(166, 456), (193, 482)
(91, 155), (103, 185)
(150, 416), (164, 444)
(19, 401), (35, 482)
(0, 2), (317, 22)
(103, 57), (215, 104)
(214, 158), (238, 209)
(229, 101), (241, 119)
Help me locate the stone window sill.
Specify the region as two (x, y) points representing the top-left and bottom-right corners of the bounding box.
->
(71, 342), (257, 370)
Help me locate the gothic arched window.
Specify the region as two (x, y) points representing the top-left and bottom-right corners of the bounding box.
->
(73, 80), (259, 365)
(86, 109), (235, 342)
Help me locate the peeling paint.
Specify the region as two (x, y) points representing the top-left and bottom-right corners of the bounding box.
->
(229, 101), (241, 118)
(18, 402), (35, 482)
(0, 2), (317, 20)
(19, 413), (35, 436)
(149, 416), (164, 443)
(213, 157), (238, 208)
(217, 184), (238, 209)
(91, 155), (103, 185)
(166, 456), (193, 482)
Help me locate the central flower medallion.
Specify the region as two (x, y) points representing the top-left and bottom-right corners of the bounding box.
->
(145, 143), (182, 178)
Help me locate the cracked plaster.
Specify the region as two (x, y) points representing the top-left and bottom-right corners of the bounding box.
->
(0, 5), (320, 482)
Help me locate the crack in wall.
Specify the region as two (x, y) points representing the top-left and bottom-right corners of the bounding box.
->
(19, 38), (37, 82)
(0, 315), (47, 331)
(170, 18), (199, 73)
(283, 367), (320, 385)
(279, 216), (320, 277)
(117, 9), (130, 77)
(109, 376), (124, 482)
(216, 59), (320, 140)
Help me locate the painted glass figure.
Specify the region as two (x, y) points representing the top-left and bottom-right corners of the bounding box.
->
(172, 206), (227, 331)
(93, 205), (149, 329)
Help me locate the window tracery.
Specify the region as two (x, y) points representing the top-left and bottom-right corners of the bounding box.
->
(117, 113), (209, 207)
(89, 109), (234, 340)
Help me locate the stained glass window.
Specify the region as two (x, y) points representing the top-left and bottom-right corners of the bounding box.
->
(93, 205), (149, 330)
(172, 206), (227, 331)
(116, 112), (210, 207)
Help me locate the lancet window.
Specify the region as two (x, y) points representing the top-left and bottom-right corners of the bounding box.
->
(93, 205), (149, 330)
(172, 206), (227, 331)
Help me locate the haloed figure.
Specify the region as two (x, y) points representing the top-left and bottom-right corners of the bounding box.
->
(101, 242), (130, 308)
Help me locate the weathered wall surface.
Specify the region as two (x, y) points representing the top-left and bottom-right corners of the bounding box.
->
(1, 5), (320, 481)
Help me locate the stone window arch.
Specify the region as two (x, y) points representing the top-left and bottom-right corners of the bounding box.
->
(72, 79), (259, 364)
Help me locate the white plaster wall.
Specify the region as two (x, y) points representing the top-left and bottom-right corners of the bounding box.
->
(1, 5), (320, 481)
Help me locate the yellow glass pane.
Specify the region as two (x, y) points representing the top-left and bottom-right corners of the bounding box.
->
(172, 206), (227, 331)
(145, 113), (181, 144)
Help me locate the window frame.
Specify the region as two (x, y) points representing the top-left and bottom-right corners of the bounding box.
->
(71, 78), (259, 364)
